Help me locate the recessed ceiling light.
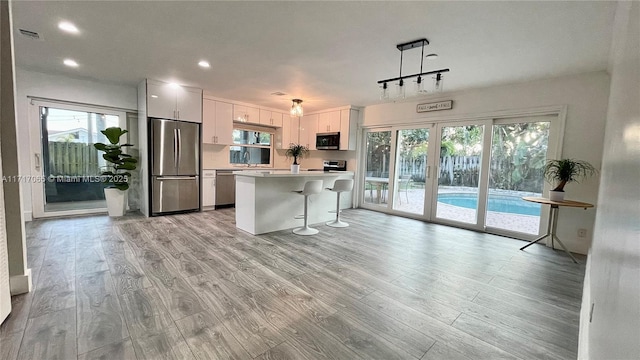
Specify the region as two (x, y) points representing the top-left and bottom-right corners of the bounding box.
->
(198, 60), (210, 68)
(63, 59), (79, 67)
(425, 53), (438, 59)
(151, 95), (158, 98)
(58, 21), (79, 34)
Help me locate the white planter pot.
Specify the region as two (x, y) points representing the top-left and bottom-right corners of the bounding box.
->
(548, 190), (565, 202)
(104, 188), (128, 217)
(291, 164), (300, 174)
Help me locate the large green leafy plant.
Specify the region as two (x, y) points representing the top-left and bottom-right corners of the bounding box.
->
(93, 127), (137, 190)
(285, 143), (309, 165)
(543, 158), (597, 192)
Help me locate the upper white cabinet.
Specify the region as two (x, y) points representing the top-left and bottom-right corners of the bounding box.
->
(202, 98), (233, 145)
(233, 104), (260, 125)
(340, 108), (358, 150)
(318, 111), (341, 133)
(277, 114), (299, 150)
(146, 80), (202, 123)
(299, 114), (318, 150)
(296, 107), (359, 150)
(259, 110), (283, 128)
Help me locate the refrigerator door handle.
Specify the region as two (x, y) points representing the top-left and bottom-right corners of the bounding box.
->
(173, 128), (179, 169)
(156, 176), (198, 180)
(176, 128), (182, 170)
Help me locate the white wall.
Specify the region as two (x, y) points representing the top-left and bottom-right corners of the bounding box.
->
(14, 69), (137, 219)
(363, 71), (610, 255)
(579, 1), (640, 359)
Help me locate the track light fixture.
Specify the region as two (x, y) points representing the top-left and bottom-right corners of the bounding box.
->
(378, 38), (449, 99)
(290, 99), (303, 117)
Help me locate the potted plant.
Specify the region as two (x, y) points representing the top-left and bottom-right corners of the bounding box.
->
(543, 158), (597, 201)
(285, 143), (309, 174)
(94, 127), (138, 216)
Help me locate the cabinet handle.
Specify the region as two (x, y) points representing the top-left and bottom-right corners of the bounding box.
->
(177, 110), (180, 119)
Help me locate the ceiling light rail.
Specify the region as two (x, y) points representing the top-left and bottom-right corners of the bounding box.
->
(378, 38), (450, 99)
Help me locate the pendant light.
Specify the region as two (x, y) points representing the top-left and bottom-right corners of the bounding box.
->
(433, 73), (444, 92)
(290, 99), (303, 117)
(377, 38), (450, 99)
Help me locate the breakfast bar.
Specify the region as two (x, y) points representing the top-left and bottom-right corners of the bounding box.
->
(234, 170), (355, 235)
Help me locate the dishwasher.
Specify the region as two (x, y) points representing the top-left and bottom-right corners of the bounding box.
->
(214, 170), (235, 209)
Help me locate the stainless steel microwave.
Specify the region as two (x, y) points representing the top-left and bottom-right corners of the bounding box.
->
(316, 132), (340, 150)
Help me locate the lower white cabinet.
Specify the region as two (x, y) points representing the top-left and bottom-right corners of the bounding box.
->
(202, 170), (216, 209)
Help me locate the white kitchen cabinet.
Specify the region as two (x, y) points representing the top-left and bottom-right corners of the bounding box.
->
(318, 111), (341, 133)
(176, 87), (203, 123)
(202, 170), (216, 208)
(146, 80), (202, 123)
(259, 110), (283, 127)
(202, 99), (233, 145)
(233, 104), (260, 125)
(340, 108), (359, 150)
(299, 114), (318, 150)
(277, 114), (299, 150)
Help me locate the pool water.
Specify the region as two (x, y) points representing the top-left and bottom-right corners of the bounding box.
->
(437, 193), (541, 216)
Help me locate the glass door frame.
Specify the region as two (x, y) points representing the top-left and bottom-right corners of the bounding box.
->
(359, 127), (395, 212)
(29, 99), (127, 219)
(428, 119), (492, 231)
(483, 115), (563, 242)
(359, 124), (439, 221)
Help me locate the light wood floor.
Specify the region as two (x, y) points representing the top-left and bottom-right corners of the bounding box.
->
(0, 208), (586, 360)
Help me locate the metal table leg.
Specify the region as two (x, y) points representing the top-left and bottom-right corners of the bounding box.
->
(520, 206), (555, 250)
(519, 205), (578, 263)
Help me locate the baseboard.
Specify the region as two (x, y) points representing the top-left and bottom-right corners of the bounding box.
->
(9, 269), (32, 295)
(577, 249), (592, 359)
(23, 210), (33, 222)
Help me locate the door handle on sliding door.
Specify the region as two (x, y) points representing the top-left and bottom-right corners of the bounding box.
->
(35, 153), (41, 171)
(426, 166), (431, 179)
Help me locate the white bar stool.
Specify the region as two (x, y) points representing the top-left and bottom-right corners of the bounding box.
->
(292, 180), (323, 236)
(326, 179), (354, 228)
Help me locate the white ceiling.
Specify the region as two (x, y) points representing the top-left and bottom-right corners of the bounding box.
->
(11, 1), (616, 113)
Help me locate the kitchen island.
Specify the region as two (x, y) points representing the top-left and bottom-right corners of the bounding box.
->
(234, 170), (355, 235)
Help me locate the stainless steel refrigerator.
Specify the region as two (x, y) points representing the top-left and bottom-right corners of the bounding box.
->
(150, 118), (200, 215)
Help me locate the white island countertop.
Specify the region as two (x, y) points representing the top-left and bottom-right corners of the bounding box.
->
(233, 170), (354, 178)
(234, 170), (354, 235)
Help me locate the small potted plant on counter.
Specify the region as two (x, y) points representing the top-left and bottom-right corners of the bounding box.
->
(285, 143), (309, 174)
(94, 127), (137, 216)
(543, 158), (597, 201)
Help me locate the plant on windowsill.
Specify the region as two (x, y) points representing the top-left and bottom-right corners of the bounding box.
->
(543, 158), (597, 201)
(285, 143), (309, 174)
(94, 127), (138, 216)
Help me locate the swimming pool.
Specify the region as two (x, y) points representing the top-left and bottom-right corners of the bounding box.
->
(437, 193), (541, 216)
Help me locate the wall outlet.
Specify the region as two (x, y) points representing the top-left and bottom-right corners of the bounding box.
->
(578, 228), (588, 238)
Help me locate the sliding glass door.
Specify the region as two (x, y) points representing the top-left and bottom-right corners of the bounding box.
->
(361, 114), (558, 240)
(362, 129), (392, 207)
(392, 127), (433, 216)
(31, 100), (127, 218)
(434, 124), (486, 225)
(485, 119), (551, 235)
